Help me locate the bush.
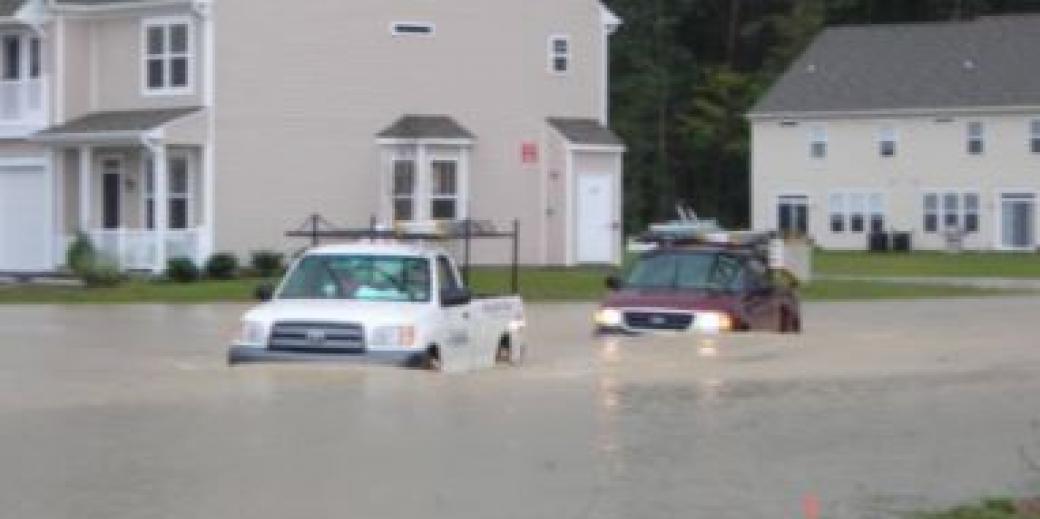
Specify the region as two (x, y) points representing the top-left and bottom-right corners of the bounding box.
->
(66, 232), (96, 278)
(82, 261), (124, 288)
(166, 257), (200, 283)
(250, 250), (284, 278)
(205, 253), (239, 280)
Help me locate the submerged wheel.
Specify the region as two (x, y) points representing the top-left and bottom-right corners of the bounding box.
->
(495, 336), (525, 367)
(780, 309), (802, 334)
(424, 346), (443, 371)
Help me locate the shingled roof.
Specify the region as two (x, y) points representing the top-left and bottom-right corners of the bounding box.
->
(749, 15), (1040, 117)
(377, 115), (474, 140)
(35, 107), (202, 137)
(548, 118), (625, 147)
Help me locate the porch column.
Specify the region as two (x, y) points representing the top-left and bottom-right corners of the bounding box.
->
(78, 145), (91, 233)
(152, 145), (168, 274)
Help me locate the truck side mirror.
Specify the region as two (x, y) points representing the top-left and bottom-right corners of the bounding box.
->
(605, 276), (623, 291)
(254, 283), (275, 302)
(441, 288), (472, 307)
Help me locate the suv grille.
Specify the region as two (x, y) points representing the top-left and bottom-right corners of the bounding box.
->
(624, 312), (693, 331)
(268, 321), (365, 353)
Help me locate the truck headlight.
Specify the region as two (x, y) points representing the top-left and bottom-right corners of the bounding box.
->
(594, 308), (623, 328)
(239, 320), (268, 346)
(371, 325), (416, 348)
(693, 312), (733, 334)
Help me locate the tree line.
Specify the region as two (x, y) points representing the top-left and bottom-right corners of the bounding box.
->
(605, 0), (1040, 232)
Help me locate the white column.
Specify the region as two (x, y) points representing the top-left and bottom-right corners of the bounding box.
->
(200, 144), (215, 262)
(152, 145), (168, 274)
(78, 145), (92, 233)
(416, 142), (428, 221)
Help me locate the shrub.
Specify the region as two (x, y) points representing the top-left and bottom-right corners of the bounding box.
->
(82, 261), (124, 288)
(205, 253), (239, 280)
(66, 232), (96, 278)
(166, 257), (200, 283)
(250, 250), (284, 278)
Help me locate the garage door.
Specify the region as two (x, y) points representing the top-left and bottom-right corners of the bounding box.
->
(0, 165), (50, 272)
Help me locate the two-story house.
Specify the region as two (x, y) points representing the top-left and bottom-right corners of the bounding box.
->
(748, 15), (1040, 251)
(0, 0), (625, 274)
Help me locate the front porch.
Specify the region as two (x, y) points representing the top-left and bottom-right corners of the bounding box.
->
(36, 108), (211, 274)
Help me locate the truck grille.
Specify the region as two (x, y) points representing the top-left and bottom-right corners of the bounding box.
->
(624, 312), (693, 331)
(268, 321), (365, 353)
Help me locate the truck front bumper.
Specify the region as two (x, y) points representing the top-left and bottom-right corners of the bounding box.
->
(228, 345), (427, 367)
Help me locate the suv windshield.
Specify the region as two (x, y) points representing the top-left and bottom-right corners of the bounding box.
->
(625, 251), (744, 292)
(278, 255), (431, 302)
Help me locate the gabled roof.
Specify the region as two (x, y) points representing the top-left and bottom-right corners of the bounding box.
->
(0, 0), (25, 16)
(548, 117), (625, 147)
(377, 115), (474, 140)
(750, 15), (1040, 117)
(35, 107), (202, 137)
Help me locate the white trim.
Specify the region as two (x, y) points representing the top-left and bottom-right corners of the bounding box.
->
(389, 21), (436, 37)
(877, 124), (897, 157)
(140, 15), (195, 97)
(773, 192), (811, 236)
(539, 127), (549, 265)
(564, 149), (574, 266)
(575, 171), (617, 265)
(809, 125), (827, 160)
(994, 190), (1039, 252)
(0, 155), (53, 270)
(89, 19), (98, 110)
(825, 190), (886, 235)
(54, 14), (64, 124)
(920, 190), (981, 236)
(548, 34), (571, 75)
(565, 143), (626, 153)
(50, 0), (192, 14)
(200, 0), (215, 260)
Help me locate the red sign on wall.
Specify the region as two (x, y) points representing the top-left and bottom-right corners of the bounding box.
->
(521, 142), (539, 165)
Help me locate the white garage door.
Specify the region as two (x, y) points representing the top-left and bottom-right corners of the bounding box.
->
(0, 165), (51, 272)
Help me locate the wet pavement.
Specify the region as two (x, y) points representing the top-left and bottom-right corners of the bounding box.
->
(2, 298), (1040, 518)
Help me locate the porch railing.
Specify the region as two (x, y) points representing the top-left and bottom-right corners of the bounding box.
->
(89, 229), (201, 271)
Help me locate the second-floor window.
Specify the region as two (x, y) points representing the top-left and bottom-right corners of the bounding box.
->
(144, 18), (192, 94)
(1031, 119), (1040, 154)
(809, 126), (827, 159)
(1, 34), (41, 82)
(549, 35), (570, 74)
(879, 125), (897, 157)
(967, 121), (984, 155)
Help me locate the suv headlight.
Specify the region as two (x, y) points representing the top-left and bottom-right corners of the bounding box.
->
(594, 308), (623, 327)
(370, 325), (416, 348)
(239, 320), (268, 346)
(693, 312), (733, 334)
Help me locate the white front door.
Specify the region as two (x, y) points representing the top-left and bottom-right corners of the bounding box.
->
(0, 164), (49, 271)
(576, 173), (615, 264)
(1000, 193), (1037, 250)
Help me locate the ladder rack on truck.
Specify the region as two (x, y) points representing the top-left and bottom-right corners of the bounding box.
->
(286, 214), (521, 294)
(628, 226), (813, 285)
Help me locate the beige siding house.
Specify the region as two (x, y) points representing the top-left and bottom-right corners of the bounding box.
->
(0, 0), (624, 274)
(749, 16), (1040, 252)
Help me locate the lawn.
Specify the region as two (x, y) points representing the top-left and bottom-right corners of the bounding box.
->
(816, 250), (1040, 279)
(912, 497), (1040, 519)
(0, 268), (1021, 304)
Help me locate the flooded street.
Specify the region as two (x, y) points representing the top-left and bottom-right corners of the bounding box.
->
(2, 299), (1040, 518)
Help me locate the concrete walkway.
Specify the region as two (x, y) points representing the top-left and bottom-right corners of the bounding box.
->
(818, 274), (1040, 290)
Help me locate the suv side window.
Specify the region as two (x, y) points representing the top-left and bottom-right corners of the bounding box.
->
(437, 256), (460, 293)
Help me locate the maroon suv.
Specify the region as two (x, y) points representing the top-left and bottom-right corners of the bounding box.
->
(595, 246), (801, 334)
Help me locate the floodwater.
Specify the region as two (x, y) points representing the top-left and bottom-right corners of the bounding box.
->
(1, 299), (1039, 518)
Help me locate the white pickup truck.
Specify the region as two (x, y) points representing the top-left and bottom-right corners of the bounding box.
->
(228, 241), (526, 372)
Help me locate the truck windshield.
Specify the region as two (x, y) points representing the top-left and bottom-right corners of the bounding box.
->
(278, 255), (431, 302)
(625, 252), (743, 292)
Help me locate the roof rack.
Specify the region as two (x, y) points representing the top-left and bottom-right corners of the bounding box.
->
(286, 214), (521, 294)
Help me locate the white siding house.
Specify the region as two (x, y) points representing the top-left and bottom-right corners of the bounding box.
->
(748, 15), (1040, 251)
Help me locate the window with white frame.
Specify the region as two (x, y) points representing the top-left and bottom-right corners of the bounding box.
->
(430, 160), (458, 220)
(549, 35), (570, 74)
(809, 126), (827, 159)
(828, 193), (845, 233)
(392, 159), (416, 222)
(143, 18), (192, 94)
(879, 125), (897, 157)
(391, 22), (435, 36)
(145, 154), (193, 230)
(1031, 119), (1040, 154)
(923, 192), (979, 234)
(0, 33), (40, 81)
(967, 121), (984, 155)
(828, 192), (884, 234)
